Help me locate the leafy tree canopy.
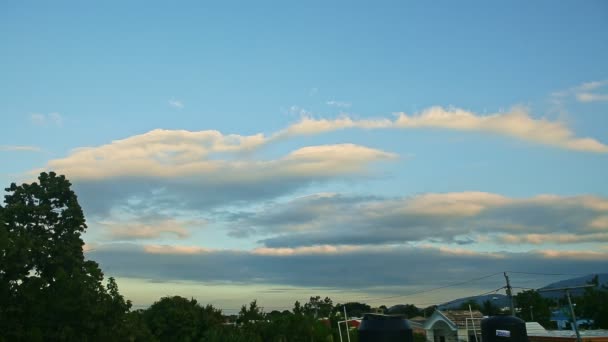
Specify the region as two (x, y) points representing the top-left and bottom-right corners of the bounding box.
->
(0, 172), (131, 341)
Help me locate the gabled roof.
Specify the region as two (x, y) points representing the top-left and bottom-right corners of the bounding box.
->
(423, 310), (483, 330)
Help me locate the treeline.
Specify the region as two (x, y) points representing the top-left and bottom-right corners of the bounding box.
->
(123, 296), (345, 341)
(122, 295), (432, 341)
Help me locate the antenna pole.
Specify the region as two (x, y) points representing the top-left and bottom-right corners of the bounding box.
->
(565, 289), (582, 342)
(344, 305), (351, 342)
(538, 284), (594, 342)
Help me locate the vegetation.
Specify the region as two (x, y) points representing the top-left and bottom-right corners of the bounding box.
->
(514, 290), (552, 326)
(578, 275), (608, 328)
(0, 172), (132, 341)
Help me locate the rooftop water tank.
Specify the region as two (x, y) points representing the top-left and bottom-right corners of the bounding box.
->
(481, 316), (528, 342)
(358, 313), (413, 342)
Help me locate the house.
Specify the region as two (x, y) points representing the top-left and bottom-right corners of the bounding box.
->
(551, 310), (594, 330)
(527, 327), (608, 342)
(423, 310), (483, 342)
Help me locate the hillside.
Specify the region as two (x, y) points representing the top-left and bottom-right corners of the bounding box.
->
(438, 294), (509, 310)
(538, 273), (608, 300)
(437, 273), (608, 309)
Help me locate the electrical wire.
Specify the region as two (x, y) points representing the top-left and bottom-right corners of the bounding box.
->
(354, 272), (504, 303)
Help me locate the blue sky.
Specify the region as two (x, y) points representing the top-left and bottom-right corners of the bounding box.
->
(2, 1), (608, 312)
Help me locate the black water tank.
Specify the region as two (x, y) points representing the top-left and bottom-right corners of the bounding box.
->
(481, 316), (528, 342)
(358, 313), (413, 342)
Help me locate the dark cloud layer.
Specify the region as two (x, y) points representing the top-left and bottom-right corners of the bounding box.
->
(89, 244), (607, 291)
(223, 193), (608, 248)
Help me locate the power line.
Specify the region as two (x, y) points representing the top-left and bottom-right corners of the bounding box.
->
(356, 272), (504, 303)
(436, 286), (506, 307)
(511, 286), (535, 291)
(505, 271), (589, 277)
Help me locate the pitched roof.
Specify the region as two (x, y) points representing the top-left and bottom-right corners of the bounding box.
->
(526, 322), (548, 336)
(441, 310), (483, 329)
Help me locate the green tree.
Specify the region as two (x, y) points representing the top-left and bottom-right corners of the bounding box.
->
(514, 290), (552, 326)
(238, 299), (265, 324)
(0, 172), (131, 341)
(337, 302), (371, 318)
(122, 310), (158, 342)
(458, 299), (482, 311)
(387, 304), (422, 318)
(143, 296), (223, 342)
(481, 300), (500, 316)
(579, 275), (608, 328)
(304, 296), (334, 318)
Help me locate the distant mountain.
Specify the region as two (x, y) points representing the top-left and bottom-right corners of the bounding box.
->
(436, 273), (608, 309)
(438, 294), (509, 311)
(538, 273), (608, 300)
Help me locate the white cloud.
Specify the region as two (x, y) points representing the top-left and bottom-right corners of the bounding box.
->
(553, 80), (608, 104)
(576, 93), (608, 103)
(143, 244), (216, 254)
(326, 100), (351, 108)
(275, 115), (392, 137)
(252, 245), (368, 256)
(0, 145), (41, 152)
(101, 219), (192, 240)
(46, 128), (394, 182)
(37, 128), (396, 218)
(46, 129), (269, 180)
(29, 112), (63, 126)
(169, 99), (184, 109)
(394, 106), (607, 152)
(274, 106), (607, 153)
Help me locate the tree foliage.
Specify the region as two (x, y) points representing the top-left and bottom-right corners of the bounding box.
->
(578, 275), (608, 328)
(143, 296), (223, 342)
(514, 290), (552, 326)
(0, 172), (131, 341)
(386, 304), (422, 318)
(481, 300), (501, 316)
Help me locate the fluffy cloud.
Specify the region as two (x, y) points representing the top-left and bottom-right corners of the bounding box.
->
(273, 107), (607, 153)
(574, 80), (608, 103)
(100, 219), (193, 240)
(226, 192), (608, 248)
(40, 129), (395, 217)
(47, 129), (394, 181)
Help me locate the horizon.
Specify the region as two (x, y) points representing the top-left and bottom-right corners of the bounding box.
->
(2, 1), (607, 314)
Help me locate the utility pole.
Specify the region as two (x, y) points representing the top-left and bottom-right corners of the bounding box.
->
(504, 272), (515, 316)
(538, 285), (594, 342)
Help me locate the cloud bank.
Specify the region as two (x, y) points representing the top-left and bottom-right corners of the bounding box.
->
(88, 243), (608, 291)
(225, 192), (608, 248)
(274, 106), (608, 153)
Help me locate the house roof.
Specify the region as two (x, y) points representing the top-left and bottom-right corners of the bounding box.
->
(441, 310), (484, 329)
(526, 322), (548, 336)
(409, 316), (427, 324)
(423, 310), (483, 331)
